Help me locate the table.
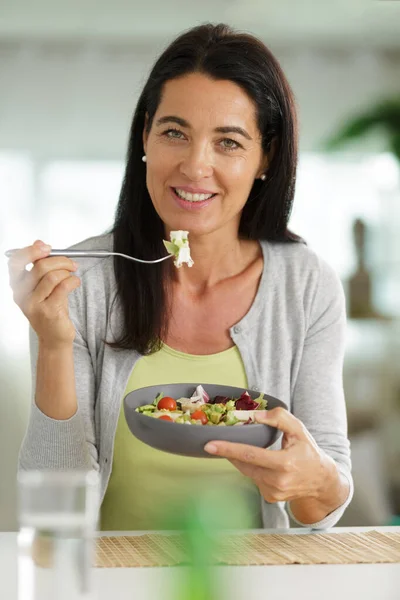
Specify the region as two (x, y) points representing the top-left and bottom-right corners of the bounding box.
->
(1, 527), (399, 600)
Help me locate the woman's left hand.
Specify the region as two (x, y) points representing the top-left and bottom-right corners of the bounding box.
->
(204, 407), (332, 504)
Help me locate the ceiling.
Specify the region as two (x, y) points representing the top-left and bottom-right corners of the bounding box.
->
(0, 0), (399, 49)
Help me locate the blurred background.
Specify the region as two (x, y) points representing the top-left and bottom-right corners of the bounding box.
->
(1, 0), (400, 531)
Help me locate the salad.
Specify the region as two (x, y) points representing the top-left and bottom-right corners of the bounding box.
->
(135, 385), (268, 426)
(163, 230), (194, 268)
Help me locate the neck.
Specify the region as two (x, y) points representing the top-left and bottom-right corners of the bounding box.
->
(171, 228), (258, 292)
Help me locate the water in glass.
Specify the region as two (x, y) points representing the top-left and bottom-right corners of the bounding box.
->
(17, 470), (100, 600)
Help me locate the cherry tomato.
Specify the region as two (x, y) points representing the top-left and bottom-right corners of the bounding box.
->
(191, 410), (208, 425)
(158, 415), (173, 422)
(157, 396), (177, 411)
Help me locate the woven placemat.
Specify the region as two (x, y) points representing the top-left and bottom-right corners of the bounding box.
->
(95, 530), (400, 567)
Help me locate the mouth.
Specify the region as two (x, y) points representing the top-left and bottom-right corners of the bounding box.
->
(170, 187), (218, 209)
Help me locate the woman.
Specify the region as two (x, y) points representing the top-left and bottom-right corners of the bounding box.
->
(8, 23), (353, 530)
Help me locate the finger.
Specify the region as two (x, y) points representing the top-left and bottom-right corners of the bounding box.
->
(29, 256), (78, 290)
(40, 274), (81, 310)
(13, 257), (78, 305)
(30, 269), (79, 304)
(8, 240), (52, 287)
(204, 440), (285, 469)
(254, 408), (307, 439)
(229, 459), (298, 503)
(228, 458), (268, 481)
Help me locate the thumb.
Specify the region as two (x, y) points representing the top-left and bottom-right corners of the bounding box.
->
(255, 407), (307, 440)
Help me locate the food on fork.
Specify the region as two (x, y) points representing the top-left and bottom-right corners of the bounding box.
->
(163, 230), (194, 268)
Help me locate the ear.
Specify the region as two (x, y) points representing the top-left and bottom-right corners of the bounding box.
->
(142, 113), (149, 154)
(268, 137), (277, 161)
(257, 137), (277, 178)
(257, 156), (269, 178)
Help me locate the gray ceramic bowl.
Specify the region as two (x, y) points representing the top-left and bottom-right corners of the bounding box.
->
(124, 383), (287, 458)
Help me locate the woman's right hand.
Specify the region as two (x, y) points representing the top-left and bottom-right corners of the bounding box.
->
(8, 240), (81, 349)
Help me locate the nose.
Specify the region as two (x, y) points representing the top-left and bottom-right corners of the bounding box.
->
(179, 143), (213, 181)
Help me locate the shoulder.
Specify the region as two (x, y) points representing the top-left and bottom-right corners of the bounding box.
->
(261, 239), (319, 272)
(259, 240), (345, 320)
(261, 240), (342, 292)
(69, 232), (113, 251)
(67, 232), (116, 320)
(68, 232), (114, 279)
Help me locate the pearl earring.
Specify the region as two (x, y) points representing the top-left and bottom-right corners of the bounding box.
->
(142, 155), (147, 163)
(260, 174), (266, 181)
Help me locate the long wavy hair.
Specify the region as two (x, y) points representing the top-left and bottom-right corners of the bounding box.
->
(109, 23), (300, 354)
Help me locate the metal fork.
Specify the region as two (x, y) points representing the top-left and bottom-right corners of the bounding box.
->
(5, 248), (174, 264)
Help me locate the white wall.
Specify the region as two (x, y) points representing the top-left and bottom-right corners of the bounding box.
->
(0, 40), (399, 160)
(1, 39), (400, 530)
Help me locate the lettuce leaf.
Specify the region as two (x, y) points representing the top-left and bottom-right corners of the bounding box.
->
(254, 392), (268, 410)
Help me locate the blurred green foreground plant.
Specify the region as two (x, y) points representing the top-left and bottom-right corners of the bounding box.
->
(325, 97), (400, 161)
(162, 486), (253, 600)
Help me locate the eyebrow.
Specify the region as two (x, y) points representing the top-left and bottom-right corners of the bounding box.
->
(155, 116), (253, 141)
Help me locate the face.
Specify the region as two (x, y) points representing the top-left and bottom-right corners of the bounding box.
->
(143, 72), (268, 239)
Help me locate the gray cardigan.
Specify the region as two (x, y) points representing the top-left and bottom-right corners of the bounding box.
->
(19, 233), (354, 529)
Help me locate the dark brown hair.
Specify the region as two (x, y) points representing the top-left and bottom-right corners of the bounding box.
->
(110, 23), (300, 354)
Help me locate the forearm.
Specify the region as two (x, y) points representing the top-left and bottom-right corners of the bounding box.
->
(289, 456), (350, 525)
(35, 343), (78, 420)
(19, 340), (96, 471)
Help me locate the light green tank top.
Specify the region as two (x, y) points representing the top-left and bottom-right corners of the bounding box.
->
(100, 344), (262, 531)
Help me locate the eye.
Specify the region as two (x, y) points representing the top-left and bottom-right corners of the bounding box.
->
(163, 128), (186, 140)
(220, 138), (241, 151)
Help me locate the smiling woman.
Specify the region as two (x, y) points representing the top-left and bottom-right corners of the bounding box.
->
(143, 74), (267, 238)
(9, 23), (353, 532)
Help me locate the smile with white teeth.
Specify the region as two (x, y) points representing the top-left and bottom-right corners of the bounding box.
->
(174, 188), (215, 202)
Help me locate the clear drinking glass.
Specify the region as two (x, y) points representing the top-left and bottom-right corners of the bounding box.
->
(17, 470), (100, 600)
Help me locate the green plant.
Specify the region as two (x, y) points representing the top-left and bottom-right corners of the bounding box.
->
(325, 97), (400, 161)
(161, 487), (252, 600)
